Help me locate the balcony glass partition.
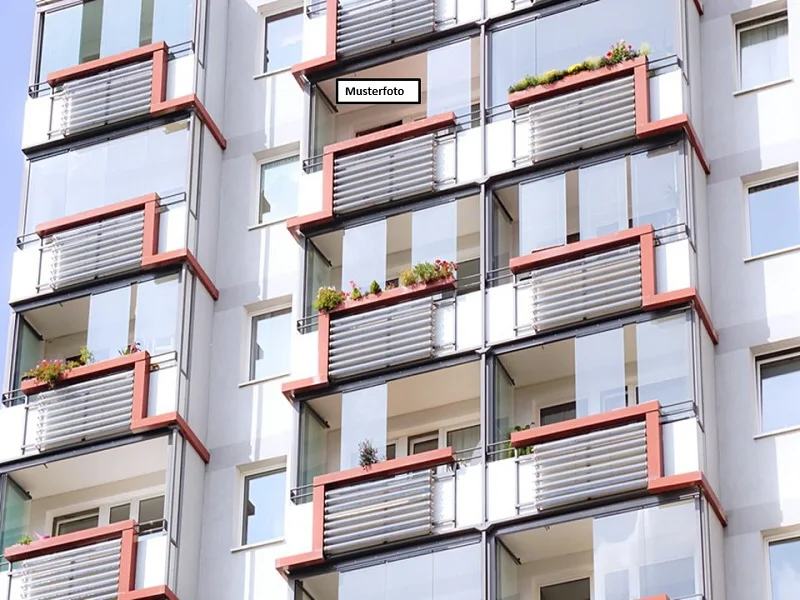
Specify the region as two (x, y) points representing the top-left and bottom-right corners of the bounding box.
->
(341, 221), (387, 292)
(24, 120), (191, 235)
(11, 273), (181, 389)
(0, 477), (28, 570)
(492, 144), (687, 267)
(340, 385), (388, 470)
(490, 312), (696, 452)
(38, 0), (194, 83)
(488, 0), (679, 109)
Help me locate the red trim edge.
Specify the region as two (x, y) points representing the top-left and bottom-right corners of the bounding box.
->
(21, 352), (148, 396)
(4, 520), (136, 562)
(119, 585), (180, 600)
(649, 471), (727, 527)
(47, 43), (167, 86)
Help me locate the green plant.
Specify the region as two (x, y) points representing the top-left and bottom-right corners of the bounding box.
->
(399, 260), (458, 287)
(358, 439), (381, 469)
(349, 280), (363, 301)
(72, 346), (94, 367)
(513, 424), (534, 456)
(17, 535), (32, 546)
(22, 359), (71, 388)
(313, 286), (347, 312)
(368, 280), (382, 295)
(119, 341), (142, 356)
(399, 268), (418, 287)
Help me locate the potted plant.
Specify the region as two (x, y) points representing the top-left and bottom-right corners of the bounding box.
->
(358, 439), (381, 469)
(21, 346), (94, 389)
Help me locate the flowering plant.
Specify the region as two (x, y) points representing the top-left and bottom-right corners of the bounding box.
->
(399, 260), (457, 286)
(313, 286), (347, 312)
(22, 359), (71, 388)
(119, 341), (142, 356)
(358, 439), (381, 469)
(349, 280), (363, 301)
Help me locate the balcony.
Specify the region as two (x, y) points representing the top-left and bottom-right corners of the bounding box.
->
(0, 437), (180, 599)
(280, 362), (482, 568)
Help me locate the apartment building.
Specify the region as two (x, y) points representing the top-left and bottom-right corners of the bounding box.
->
(0, 1), (798, 600)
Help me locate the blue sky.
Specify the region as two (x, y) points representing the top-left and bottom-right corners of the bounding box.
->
(0, 3), (34, 377)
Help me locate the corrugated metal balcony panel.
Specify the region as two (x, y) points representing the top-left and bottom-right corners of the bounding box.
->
(526, 75), (636, 163)
(55, 59), (153, 137)
(323, 469), (434, 555)
(44, 210), (145, 291)
(30, 370), (135, 451)
(531, 244), (642, 332)
(531, 421), (648, 511)
(15, 537), (121, 600)
(337, 0), (436, 56)
(328, 297), (436, 379)
(332, 133), (438, 215)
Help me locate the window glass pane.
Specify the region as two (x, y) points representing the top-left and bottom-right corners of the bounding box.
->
(540, 579), (590, 600)
(497, 542), (519, 600)
(87, 286), (132, 362)
(341, 221), (387, 291)
(593, 501), (699, 600)
(433, 544), (482, 600)
(447, 425), (480, 461)
(575, 329), (626, 417)
(387, 553), (433, 600)
(134, 275), (180, 356)
(412, 202), (457, 265)
(761, 355), (800, 432)
(14, 319), (43, 390)
(492, 197), (513, 271)
(385, 443), (396, 460)
(265, 11), (303, 72)
(39, 5), (83, 79)
(769, 538), (800, 600)
(243, 470), (286, 544)
(100, 0), (143, 57)
(109, 503), (131, 524)
(79, 0), (103, 63)
(339, 563), (386, 600)
(304, 242), (332, 318)
(54, 511), (100, 536)
(579, 158), (628, 240)
(259, 156), (300, 223)
(493, 363), (514, 445)
(25, 153), (68, 233)
(631, 146), (685, 230)
(540, 402), (576, 426)
(636, 313), (693, 408)
(299, 406), (328, 488)
(427, 39), (472, 120)
(250, 310), (292, 380)
(152, 0), (193, 47)
(410, 436), (439, 455)
(489, 19), (535, 108)
(748, 178), (800, 257)
(340, 385), (388, 470)
(740, 18), (789, 90)
(0, 479), (28, 565)
(519, 175), (566, 253)
(139, 496), (164, 523)
(312, 90), (335, 156)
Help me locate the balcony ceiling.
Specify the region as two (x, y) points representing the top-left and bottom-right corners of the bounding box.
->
(502, 517), (593, 563)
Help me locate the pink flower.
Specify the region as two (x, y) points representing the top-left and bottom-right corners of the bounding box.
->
(628, 44), (632, 50)
(606, 52), (612, 57)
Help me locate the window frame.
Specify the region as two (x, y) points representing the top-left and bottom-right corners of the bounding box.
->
(765, 531), (800, 600)
(240, 467), (287, 547)
(755, 349), (800, 435)
(247, 305), (293, 383)
(262, 7), (304, 75)
(255, 151), (301, 227)
(744, 173), (800, 260)
(735, 11), (790, 92)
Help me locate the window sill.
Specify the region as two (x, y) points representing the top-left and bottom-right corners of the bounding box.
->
(734, 78), (793, 97)
(238, 373), (291, 388)
(253, 67), (292, 80)
(248, 216), (295, 232)
(754, 424), (800, 440)
(744, 244), (800, 263)
(231, 537), (284, 553)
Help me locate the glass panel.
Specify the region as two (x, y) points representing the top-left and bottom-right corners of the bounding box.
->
(385, 443), (396, 460)
(575, 329), (626, 417)
(341, 221), (387, 291)
(139, 495), (164, 523)
(761, 355), (800, 432)
(447, 425), (480, 461)
(109, 503), (131, 523)
(412, 202), (457, 265)
(250, 310), (292, 381)
(79, 0), (104, 63)
(748, 178), (800, 257)
(387, 553), (434, 600)
(427, 39), (471, 120)
(519, 175), (566, 253)
(299, 406), (328, 488)
(631, 146), (685, 230)
(769, 537), (800, 600)
(260, 156), (300, 224)
(740, 19), (789, 90)
(13, 319), (43, 390)
(0, 479), (28, 565)
(340, 563), (386, 600)
(39, 4), (83, 79)
(152, 0), (194, 47)
(265, 11), (303, 72)
(54, 511), (100, 536)
(540, 579), (590, 600)
(489, 19), (536, 108)
(243, 470), (286, 544)
(492, 196), (513, 271)
(433, 544), (482, 600)
(87, 286), (132, 362)
(593, 501), (699, 600)
(410, 436), (439, 455)
(636, 314), (693, 408)
(100, 0), (143, 57)
(540, 402), (577, 426)
(305, 242), (332, 318)
(497, 542), (519, 600)
(579, 158), (628, 240)
(134, 275), (179, 356)
(494, 363), (514, 447)
(340, 385), (388, 470)
(312, 90), (335, 157)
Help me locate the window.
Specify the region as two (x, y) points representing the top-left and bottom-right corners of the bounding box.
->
(242, 469), (286, 545)
(540, 402), (577, 426)
(258, 155), (300, 224)
(447, 425), (481, 461)
(758, 351), (800, 432)
(249, 308), (292, 381)
(748, 176), (800, 257)
(53, 509), (100, 536)
(768, 537), (800, 600)
(737, 12), (789, 91)
(409, 431), (439, 455)
(264, 9), (303, 73)
(356, 121), (403, 137)
(540, 578), (591, 600)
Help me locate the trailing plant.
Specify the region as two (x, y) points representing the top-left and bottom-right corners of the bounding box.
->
(119, 341), (142, 356)
(22, 359), (71, 388)
(508, 40), (649, 93)
(16, 535), (32, 546)
(313, 286), (347, 312)
(358, 439), (381, 469)
(368, 280), (382, 295)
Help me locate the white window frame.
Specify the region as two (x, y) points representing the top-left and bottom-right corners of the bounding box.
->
(735, 11), (790, 93)
(743, 167), (800, 260)
(755, 349), (800, 435)
(235, 460), (287, 551)
(764, 529), (800, 600)
(244, 302), (293, 385)
(387, 420), (481, 462)
(251, 145), (301, 229)
(258, 1), (304, 77)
